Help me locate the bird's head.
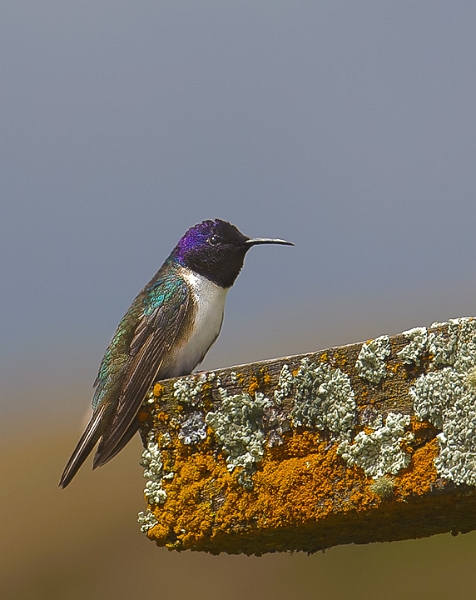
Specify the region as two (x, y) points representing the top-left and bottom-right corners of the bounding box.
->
(172, 219), (293, 288)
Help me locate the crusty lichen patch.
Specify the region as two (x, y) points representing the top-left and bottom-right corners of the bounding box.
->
(138, 317), (476, 553)
(178, 411), (207, 445)
(205, 389), (270, 482)
(140, 432), (169, 506)
(396, 437), (439, 497)
(337, 413), (413, 478)
(397, 327), (428, 365)
(290, 359), (356, 436)
(411, 318), (476, 486)
(369, 475), (395, 499)
(355, 335), (391, 383)
(141, 431), (376, 550)
(137, 509), (158, 533)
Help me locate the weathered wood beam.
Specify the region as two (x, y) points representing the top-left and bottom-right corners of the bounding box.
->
(137, 317), (476, 555)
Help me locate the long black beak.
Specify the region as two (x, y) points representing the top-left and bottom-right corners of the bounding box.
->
(245, 237), (294, 247)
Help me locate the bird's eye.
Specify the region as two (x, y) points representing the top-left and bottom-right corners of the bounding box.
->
(208, 235), (220, 246)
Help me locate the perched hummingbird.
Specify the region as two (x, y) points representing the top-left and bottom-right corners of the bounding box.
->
(59, 219), (293, 488)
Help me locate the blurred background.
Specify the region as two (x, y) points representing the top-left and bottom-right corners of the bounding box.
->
(2, 1), (476, 598)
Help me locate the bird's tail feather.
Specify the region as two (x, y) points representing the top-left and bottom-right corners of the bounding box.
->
(93, 418), (139, 469)
(59, 406), (106, 488)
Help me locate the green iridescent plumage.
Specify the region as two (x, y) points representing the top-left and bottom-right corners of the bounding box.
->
(60, 261), (191, 487)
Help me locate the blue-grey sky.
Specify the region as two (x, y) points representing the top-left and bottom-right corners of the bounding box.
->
(2, 1), (476, 422)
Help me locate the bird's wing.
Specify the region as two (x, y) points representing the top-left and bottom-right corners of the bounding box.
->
(92, 278), (191, 468)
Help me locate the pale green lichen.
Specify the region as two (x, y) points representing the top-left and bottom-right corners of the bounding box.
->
(138, 510), (158, 533)
(467, 367), (476, 389)
(145, 387), (156, 405)
(291, 359), (356, 437)
(173, 371), (219, 405)
(450, 317), (476, 372)
(144, 480), (168, 505)
(159, 432), (172, 448)
(398, 327), (428, 365)
(411, 318), (476, 486)
(205, 389), (271, 478)
(274, 364), (294, 404)
(427, 319), (459, 367)
(173, 375), (204, 405)
(436, 423), (476, 486)
(337, 413), (412, 478)
(355, 335), (391, 383)
(140, 434), (168, 505)
(410, 369), (460, 429)
(206, 371), (220, 386)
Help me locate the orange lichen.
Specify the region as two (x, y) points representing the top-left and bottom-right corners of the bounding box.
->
(201, 381), (213, 394)
(142, 400), (476, 554)
(332, 351), (348, 369)
(411, 420), (439, 449)
(248, 440), (374, 529)
(247, 369), (271, 396)
(146, 429), (379, 551)
(153, 383), (165, 397)
(358, 388), (370, 404)
(411, 417), (429, 432)
(155, 411), (170, 424)
(248, 376), (259, 396)
(396, 438), (439, 497)
(387, 362), (400, 376)
(231, 372), (244, 386)
(148, 450), (231, 547)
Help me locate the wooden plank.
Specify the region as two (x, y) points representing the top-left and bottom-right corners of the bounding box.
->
(137, 317), (476, 554)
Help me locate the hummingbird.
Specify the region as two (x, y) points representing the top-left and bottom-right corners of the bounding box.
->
(59, 219), (293, 488)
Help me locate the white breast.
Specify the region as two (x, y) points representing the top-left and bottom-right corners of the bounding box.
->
(170, 269), (229, 376)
